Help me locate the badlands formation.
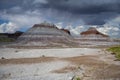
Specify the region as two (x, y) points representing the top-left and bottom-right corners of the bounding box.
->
(80, 27), (109, 41)
(76, 27), (120, 47)
(6, 23), (120, 48)
(0, 22), (120, 80)
(14, 22), (76, 48)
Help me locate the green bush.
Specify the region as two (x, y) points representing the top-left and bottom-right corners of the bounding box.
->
(75, 77), (81, 80)
(0, 38), (14, 42)
(107, 46), (120, 60)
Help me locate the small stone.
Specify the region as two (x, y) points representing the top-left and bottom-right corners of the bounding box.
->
(1, 57), (5, 59)
(42, 55), (45, 57)
(111, 52), (115, 55)
(15, 50), (18, 53)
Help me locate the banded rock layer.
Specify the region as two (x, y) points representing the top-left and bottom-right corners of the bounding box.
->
(16, 23), (75, 47)
(80, 27), (109, 41)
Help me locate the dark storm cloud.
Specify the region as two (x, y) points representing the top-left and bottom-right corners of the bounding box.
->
(81, 12), (119, 25)
(0, 0), (120, 25)
(0, 0), (23, 10)
(1, 0), (120, 14)
(42, 0), (120, 14)
(39, 0), (120, 24)
(0, 0), (120, 37)
(41, 0), (120, 25)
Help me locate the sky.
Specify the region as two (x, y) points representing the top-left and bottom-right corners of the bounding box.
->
(0, 0), (120, 38)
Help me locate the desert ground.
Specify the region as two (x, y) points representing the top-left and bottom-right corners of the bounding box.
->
(0, 47), (120, 80)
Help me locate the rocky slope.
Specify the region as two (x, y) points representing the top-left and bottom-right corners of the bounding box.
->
(15, 22), (76, 48)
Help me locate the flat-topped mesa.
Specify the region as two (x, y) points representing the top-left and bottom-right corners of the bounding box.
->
(33, 22), (58, 29)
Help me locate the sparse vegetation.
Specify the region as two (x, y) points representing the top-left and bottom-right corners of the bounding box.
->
(107, 46), (120, 60)
(0, 38), (14, 42)
(72, 76), (81, 80)
(75, 77), (81, 80)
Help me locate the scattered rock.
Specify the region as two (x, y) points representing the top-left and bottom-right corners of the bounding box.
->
(1, 73), (11, 79)
(42, 55), (45, 57)
(111, 52), (115, 55)
(15, 50), (19, 53)
(1, 57), (5, 59)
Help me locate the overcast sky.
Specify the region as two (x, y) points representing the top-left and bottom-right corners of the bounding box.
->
(0, 0), (120, 38)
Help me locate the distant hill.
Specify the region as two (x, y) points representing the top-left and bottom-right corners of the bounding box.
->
(81, 27), (109, 37)
(80, 27), (110, 41)
(0, 31), (23, 42)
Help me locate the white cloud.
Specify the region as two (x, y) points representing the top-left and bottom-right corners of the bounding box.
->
(97, 27), (109, 35)
(112, 32), (119, 35)
(65, 25), (84, 36)
(56, 22), (63, 29)
(65, 25), (73, 30)
(0, 23), (5, 33)
(0, 10), (46, 33)
(108, 16), (120, 24)
(72, 26), (84, 35)
(0, 22), (19, 33)
(97, 16), (120, 37)
(112, 27), (120, 31)
(97, 25), (120, 37)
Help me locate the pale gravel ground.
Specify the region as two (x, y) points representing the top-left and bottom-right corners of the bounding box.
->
(0, 48), (101, 80)
(0, 48), (101, 59)
(0, 48), (120, 80)
(0, 61), (74, 80)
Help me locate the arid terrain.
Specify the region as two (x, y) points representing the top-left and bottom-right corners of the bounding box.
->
(1, 0), (120, 80)
(0, 48), (120, 80)
(0, 23), (120, 80)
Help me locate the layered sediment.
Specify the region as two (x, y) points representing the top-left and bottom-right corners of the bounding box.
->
(15, 22), (76, 48)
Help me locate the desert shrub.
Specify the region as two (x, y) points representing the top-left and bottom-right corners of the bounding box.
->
(75, 77), (81, 80)
(0, 38), (14, 42)
(107, 46), (120, 60)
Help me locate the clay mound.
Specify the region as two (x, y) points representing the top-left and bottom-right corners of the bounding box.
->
(81, 27), (109, 37)
(79, 27), (110, 41)
(15, 22), (76, 48)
